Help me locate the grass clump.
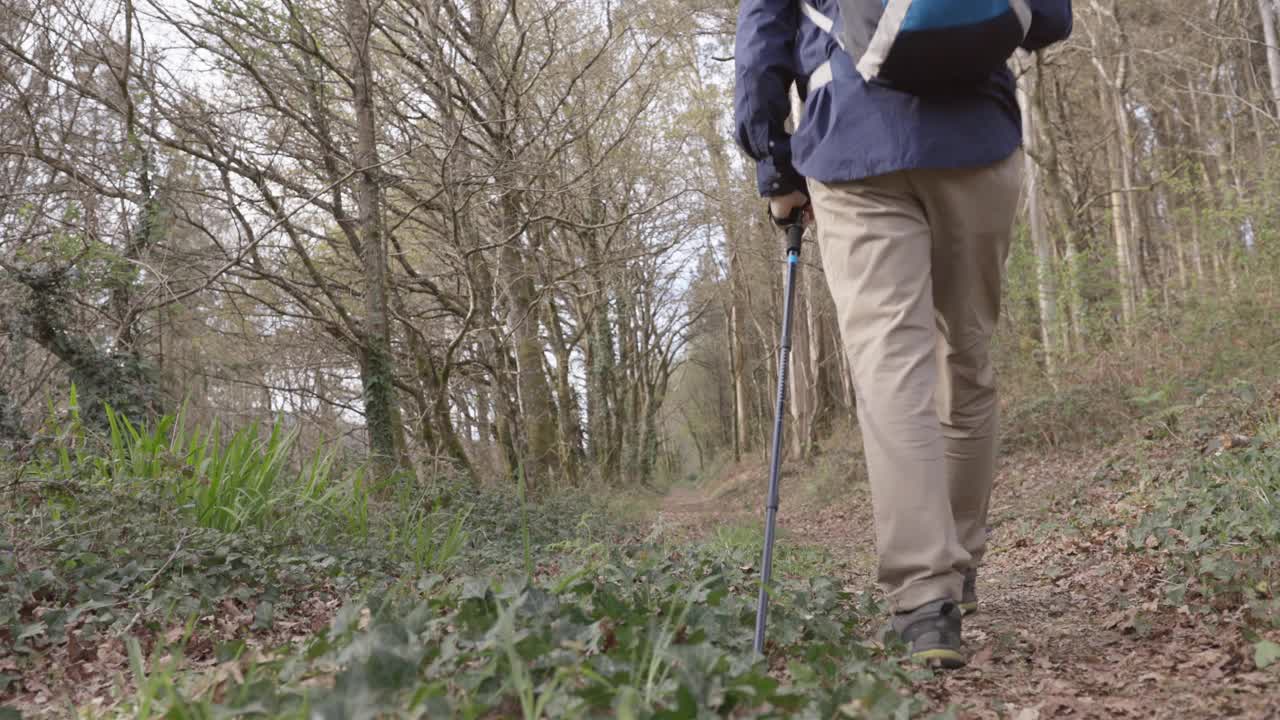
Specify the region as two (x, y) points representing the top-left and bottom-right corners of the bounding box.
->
(98, 397), (376, 537)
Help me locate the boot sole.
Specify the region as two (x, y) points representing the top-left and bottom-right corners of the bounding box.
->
(959, 601), (977, 616)
(911, 648), (967, 669)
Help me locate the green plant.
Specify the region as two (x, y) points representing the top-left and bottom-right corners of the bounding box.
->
(396, 499), (471, 573)
(1132, 419), (1280, 626)
(705, 520), (835, 580)
(96, 549), (928, 719)
(177, 416), (296, 532)
(102, 402), (175, 485)
(91, 401), (346, 534)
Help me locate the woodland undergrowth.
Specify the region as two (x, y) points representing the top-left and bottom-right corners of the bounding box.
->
(1, 392), (932, 719)
(4, 293), (1280, 718)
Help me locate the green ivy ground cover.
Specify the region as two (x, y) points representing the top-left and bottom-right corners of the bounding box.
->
(1, 398), (942, 719)
(2, 478), (938, 719)
(1128, 415), (1280, 662)
(116, 550), (932, 719)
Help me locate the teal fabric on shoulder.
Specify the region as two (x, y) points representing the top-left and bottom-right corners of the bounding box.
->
(901, 0), (1018, 30)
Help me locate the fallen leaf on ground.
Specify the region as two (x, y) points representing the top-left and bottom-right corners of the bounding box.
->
(969, 644), (996, 668)
(1013, 705), (1041, 720)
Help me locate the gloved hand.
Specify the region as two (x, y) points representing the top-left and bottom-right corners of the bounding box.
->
(768, 190), (813, 227)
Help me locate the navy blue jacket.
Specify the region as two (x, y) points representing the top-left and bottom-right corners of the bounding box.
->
(733, 0), (1073, 197)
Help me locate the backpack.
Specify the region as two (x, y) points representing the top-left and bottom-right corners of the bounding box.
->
(802, 0), (1031, 96)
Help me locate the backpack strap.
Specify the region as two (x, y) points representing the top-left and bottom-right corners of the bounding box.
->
(856, 0), (913, 83)
(1010, 0), (1032, 32)
(799, 1), (839, 94)
(800, 1), (841, 45)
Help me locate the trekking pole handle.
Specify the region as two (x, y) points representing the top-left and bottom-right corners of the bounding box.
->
(785, 222), (803, 256)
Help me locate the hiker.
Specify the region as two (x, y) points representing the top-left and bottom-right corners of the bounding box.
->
(733, 0), (1073, 667)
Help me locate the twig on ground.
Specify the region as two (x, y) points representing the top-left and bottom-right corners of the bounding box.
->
(118, 529), (192, 636)
(2, 475), (79, 494)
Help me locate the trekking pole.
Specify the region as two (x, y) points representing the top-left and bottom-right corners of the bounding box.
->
(753, 217), (805, 657)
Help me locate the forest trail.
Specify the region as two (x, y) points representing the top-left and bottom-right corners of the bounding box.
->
(657, 443), (1280, 719)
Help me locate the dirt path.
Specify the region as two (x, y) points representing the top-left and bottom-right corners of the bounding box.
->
(658, 447), (1279, 719)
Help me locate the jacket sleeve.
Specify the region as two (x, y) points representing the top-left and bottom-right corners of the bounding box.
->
(733, 0), (804, 197)
(1021, 0), (1073, 51)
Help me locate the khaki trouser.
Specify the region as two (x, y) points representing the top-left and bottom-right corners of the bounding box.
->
(808, 149), (1024, 613)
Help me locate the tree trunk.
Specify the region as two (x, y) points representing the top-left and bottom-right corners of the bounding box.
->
(108, 0), (152, 357)
(1153, 110), (1189, 295)
(731, 296), (751, 458)
(1260, 0), (1280, 115)
(638, 392), (660, 483)
(726, 296), (743, 462)
(1098, 77), (1138, 329)
(493, 366), (522, 477)
(698, 107), (752, 461)
(406, 326), (473, 475)
(1169, 197), (1189, 293)
(1112, 77), (1145, 309)
(807, 275), (835, 438)
(787, 259), (814, 460)
(614, 288), (639, 482)
(15, 281), (160, 428)
(583, 237), (618, 481)
(1062, 237), (1084, 351)
(497, 233), (561, 490)
(1019, 57), (1060, 382)
(345, 0), (408, 481)
(1029, 58), (1085, 351)
(1090, 0), (1143, 330)
(544, 294), (583, 485)
(467, 244), (523, 479)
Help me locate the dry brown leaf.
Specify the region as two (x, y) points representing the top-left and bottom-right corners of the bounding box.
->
(969, 644), (996, 669)
(1102, 610), (1127, 629)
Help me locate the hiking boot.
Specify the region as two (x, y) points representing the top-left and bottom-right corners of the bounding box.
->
(960, 568), (977, 616)
(886, 598), (966, 669)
